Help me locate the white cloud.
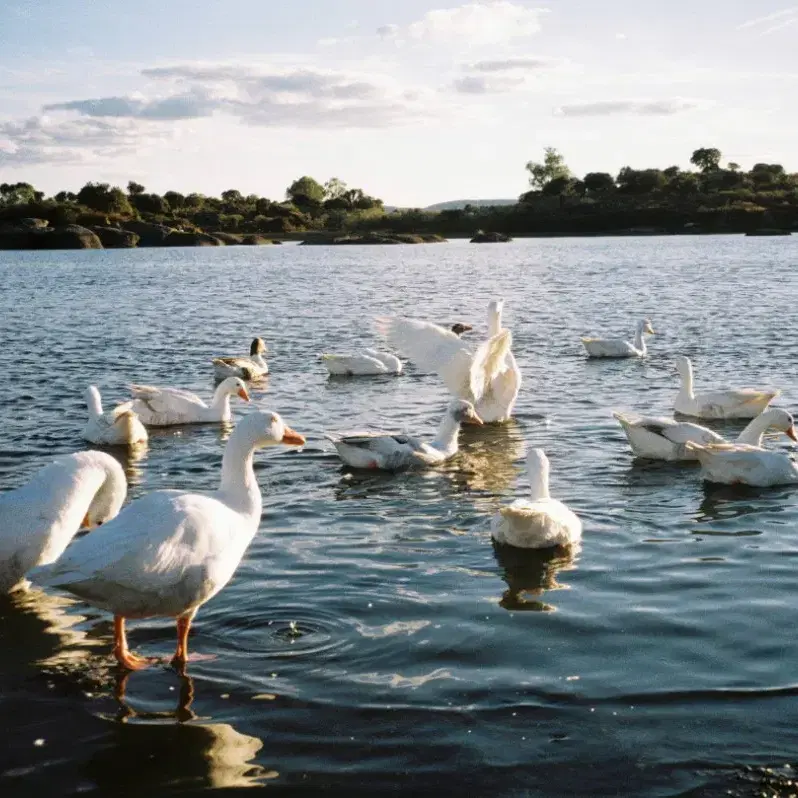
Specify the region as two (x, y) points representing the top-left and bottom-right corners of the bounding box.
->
(0, 114), (176, 166)
(737, 6), (798, 30)
(383, 2), (548, 46)
(453, 74), (526, 93)
(35, 64), (434, 132)
(469, 56), (560, 72)
(555, 98), (701, 117)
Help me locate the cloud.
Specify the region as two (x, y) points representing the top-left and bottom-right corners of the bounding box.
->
(469, 56), (559, 72)
(452, 74), (526, 93)
(555, 98), (701, 117)
(0, 114), (175, 167)
(383, 1), (548, 46)
(737, 6), (798, 30)
(451, 55), (564, 93)
(34, 64), (433, 134)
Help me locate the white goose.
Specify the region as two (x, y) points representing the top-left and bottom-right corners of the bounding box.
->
(614, 408), (797, 461)
(477, 299), (521, 422)
(130, 377), (250, 426)
(674, 355), (779, 419)
(376, 303), (515, 421)
(83, 385), (148, 446)
(491, 449), (582, 549)
(326, 398), (483, 470)
(581, 319), (654, 358)
(321, 349), (402, 376)
(686, 441), (798, 487)
(0, 451), (127, 593)
(30, 411), (305, 670)
(213, 338), (269, 381)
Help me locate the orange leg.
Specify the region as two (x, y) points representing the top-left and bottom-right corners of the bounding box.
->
(113, 616), (152, 671)
(171, 615), (192, 669)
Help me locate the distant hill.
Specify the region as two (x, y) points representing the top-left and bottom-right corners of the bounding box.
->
(423, 199), (517, 211)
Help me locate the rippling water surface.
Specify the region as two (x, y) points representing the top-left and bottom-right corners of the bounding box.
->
(1, 237), (798, 796)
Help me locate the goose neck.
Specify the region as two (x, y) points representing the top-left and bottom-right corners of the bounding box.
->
(432, 413), (462, 455)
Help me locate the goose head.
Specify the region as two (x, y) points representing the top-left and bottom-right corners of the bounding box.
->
(526, 448), (552, 500)
(219, 377), (251, 402)
(673, 354), (692, 378)
(250, 337), (268, 356)
(637, 319), (655, 335)
(451, 323), (473, 337)
(240, 410), (306, 448)
(761, 408), (798, 442)
(449, 399), (483, 426)
(81, 452), (127, 528)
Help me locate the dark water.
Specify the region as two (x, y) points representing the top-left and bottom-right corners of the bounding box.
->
(1, 237), (798, 796)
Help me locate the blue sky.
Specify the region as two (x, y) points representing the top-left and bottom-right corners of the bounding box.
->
(1, 0), (796, 205)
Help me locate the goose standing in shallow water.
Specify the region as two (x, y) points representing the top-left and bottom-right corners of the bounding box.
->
(83, 385), (148, 446)
(614, 407), (797, 461)
(30, 411), (305, 670)
(0, 451), (127, 593)
(581, 319), (655, 358)
(213, 338), (269, 381)
(686, 441), (798, 486)
(326, 398), (483, 470)
(673, 355), (780, 419)
(130, 377), (250, 426)
(321, 349), (403, 376)
(376, 305), (515, 420)
(491, 449), (582, 549)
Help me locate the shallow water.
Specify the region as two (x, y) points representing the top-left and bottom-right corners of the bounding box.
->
(1, 236), (797, 796)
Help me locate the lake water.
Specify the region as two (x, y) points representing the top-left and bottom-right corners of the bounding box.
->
(1, 236), (797, 796)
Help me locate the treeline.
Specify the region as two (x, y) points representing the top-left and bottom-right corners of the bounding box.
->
(1, 147), (797, 241)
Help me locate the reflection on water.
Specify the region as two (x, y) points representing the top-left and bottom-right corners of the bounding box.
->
(94, 675), (273, 790)
(0, 588), (101, 674)
(447, 420), (527, 500)
(493, 540), (581, 612)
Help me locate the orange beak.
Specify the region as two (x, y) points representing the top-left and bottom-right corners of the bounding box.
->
(81, 513), (91, 528)
(467, 413), (484, 426)
(281, 427), (306, 446)
(238, 387), (250, 401)
(787, 425), (798, 442)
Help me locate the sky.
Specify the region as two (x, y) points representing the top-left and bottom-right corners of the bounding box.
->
(0, 0), (796, 206)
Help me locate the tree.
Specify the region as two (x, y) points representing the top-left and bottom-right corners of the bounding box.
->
(324, 177), (348, 200)
(525, 147), (570, 190)
(164, 191), (185, 210)
(583, 172), (616, 194)
(127, 181), (145, 196)
(286, 176), (325, 205)
(616, 167), (667, 194)
(727, 162), (741, 172)
(541, 175), (576, 196)
(663, 166), (681, 180)
(0, 182), (38, 206)
(690, 148), (722, 173)
(76, 182), (133, 215)
(130, 192), (169, 215)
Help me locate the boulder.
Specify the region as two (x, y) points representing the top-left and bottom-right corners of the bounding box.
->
(161, 230), (223, 247)
(240, 234), (275, 245)
(470, 231), (512, 243)
(92, 226), (140, 248)
(28, 225), (103, 250)
(210, 232), (244, 245)
(122, 220), (173, 246)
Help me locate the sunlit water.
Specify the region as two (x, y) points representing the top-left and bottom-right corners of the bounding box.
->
(1, 237), (797, 796)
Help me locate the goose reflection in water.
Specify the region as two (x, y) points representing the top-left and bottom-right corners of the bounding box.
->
(445, 419), (527, 500)
(99, 673), (275, 789)
(0, 587), (102, 673)
(492, 539), (581, 612)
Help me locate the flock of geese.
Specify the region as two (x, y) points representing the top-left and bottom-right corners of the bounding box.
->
(0, 299), (793, 672)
